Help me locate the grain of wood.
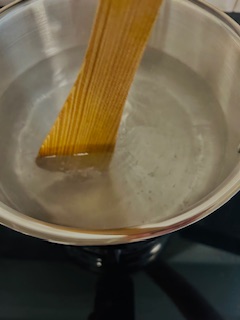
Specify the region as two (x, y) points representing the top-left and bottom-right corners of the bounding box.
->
(38, 0), (163, 158)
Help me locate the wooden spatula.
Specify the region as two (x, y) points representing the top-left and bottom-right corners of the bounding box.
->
(38, 0), (163, 159)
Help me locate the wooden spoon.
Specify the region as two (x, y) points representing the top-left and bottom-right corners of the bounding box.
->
(38, 0), (163, 161)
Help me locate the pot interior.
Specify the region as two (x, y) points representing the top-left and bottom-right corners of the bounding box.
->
(0, 0), (239, 231)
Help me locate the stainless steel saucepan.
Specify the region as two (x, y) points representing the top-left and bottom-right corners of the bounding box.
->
(0, 0), (239, 245)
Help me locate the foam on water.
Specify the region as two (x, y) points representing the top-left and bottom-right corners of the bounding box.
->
(0, 47), (228, 229)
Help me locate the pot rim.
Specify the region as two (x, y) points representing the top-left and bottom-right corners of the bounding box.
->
(0, 0), (239, 245)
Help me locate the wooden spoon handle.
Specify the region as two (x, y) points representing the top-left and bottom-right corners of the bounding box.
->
(39, 0), (163, 158)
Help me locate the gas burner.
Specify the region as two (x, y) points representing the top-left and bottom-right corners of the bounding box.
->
(65, 236), (169, 273)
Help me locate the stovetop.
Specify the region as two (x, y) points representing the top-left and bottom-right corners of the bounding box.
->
(1, 191), (240, 320)
(0, 11), (239, 320)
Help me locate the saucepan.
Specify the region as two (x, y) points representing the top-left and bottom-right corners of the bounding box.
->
(0, 0), (239, 245)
